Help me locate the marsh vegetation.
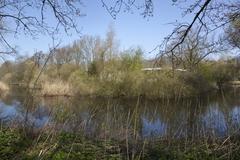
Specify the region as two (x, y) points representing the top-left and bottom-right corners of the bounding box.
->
(1, 0), (240, 159)
(1, 88), (240, 159)
(0, 28), (239, 99)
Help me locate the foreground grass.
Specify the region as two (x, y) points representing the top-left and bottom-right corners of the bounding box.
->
(0, 129), (121, 160)
(1, 129), (240, 160)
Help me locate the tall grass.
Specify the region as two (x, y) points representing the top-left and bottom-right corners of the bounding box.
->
(0, 81), (9, 96)
(41, 80), (73, 96)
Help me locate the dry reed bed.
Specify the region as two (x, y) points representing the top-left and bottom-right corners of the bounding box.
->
(0, 81), (9, 96)
(41, 80), (73, 97)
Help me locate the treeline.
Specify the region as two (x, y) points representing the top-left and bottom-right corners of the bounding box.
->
(0, 29), (239, 98)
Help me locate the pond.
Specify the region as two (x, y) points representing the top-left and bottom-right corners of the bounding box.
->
(0, 88), (240, 140)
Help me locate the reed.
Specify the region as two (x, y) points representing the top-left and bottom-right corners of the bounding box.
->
(0, 81), (9, 96)
(41, 80), (73, 97)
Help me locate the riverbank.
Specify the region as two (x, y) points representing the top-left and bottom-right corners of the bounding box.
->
(1, 128), (240, 160)
(2, 78), (223, 100)
(5, 72), (218, 99)
(0, 50), (238, 99)
(7, 78), (240, 100)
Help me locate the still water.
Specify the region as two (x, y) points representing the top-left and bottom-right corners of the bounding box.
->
(0, 88), (240, 140)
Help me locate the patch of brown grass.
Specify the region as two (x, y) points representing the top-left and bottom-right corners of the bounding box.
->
(0, 81), (9, 96)
(41, 80), (73, 96)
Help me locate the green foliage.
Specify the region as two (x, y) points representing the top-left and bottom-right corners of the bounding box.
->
(96, 49), (146, 97)
(0, 130), (21, 159)
(198, 61), (236, 89)
(45, 65), (59, 79)
(88, 61), (99, 75)
(211, 61), (235, 87)
(0, 129), (30, 160)
(88, 60), (104, 76)
(26, 132), (121, 160)
(1, 129), (240, 160)
(197, 62), (215, 82)
(69, 70), (96, 95)
(180, 71), (212, 95)
(58, 64), (79, 81)
(120, 48), (143, 71)
(141, 72), (194, 98)
(143, 141), (240, 160)
(10, 60), (39, 84)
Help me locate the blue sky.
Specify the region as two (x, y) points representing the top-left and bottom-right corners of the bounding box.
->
(9, 0), (193, 58)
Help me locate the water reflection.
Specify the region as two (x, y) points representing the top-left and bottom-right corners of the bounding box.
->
(0, 89), (240, 140)
(201, 105), (228, 137)
(142, 117), (167, 137)
(0, 100), (50, 128)
(231, 107), (240, 125)
(0, 101), (21, 121)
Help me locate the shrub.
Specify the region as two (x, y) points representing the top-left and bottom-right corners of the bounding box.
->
(211, 62), (235, 88)
(180, 71), (212, 95)
(0, 130), (30, 160)
(69, 70), (96, 96)
(142, 72), (193, 98)
(58, 64), (79, 81)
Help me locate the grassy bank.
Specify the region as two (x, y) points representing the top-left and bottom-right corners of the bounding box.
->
(1, 128), (240, 160)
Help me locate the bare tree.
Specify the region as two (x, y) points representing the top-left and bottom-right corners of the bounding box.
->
(156, 0), (240, 58)
(71, 40), (85, 66)
(226, 12), (240, 49)
(100, 0), (154, 19)
(105, 24), (115, 59)
(2, 0), (238, 65)
(0, 0), (84, 55)
(169, 29), (218, 72)
(101, 0), (240, 59)
(31, 51), (46, 68)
